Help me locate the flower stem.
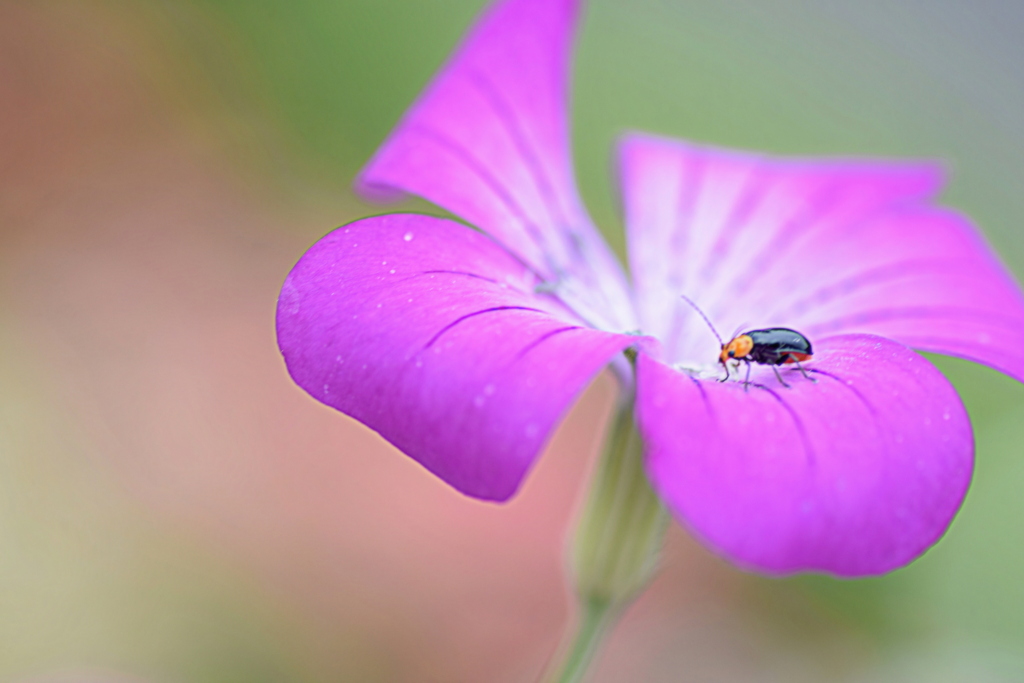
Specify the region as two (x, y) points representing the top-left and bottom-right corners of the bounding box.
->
(549, 596), (615, 683)
(545, 394), (669, 682)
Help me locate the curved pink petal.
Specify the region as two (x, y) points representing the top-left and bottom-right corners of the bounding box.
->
(357, 0), (633, 331)
(619, 132), (1024, 381)
(635, 335), (973, 576)
(277, 214), (639, 501)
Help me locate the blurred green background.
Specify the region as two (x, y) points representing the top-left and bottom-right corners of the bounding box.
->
(2, 0), (1022, 681)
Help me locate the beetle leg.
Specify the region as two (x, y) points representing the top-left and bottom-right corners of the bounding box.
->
(719, 361), (729, 382)
(743, 360), (752, 392)
(771, 364), (790, 388)
(794, 359), (817, 383)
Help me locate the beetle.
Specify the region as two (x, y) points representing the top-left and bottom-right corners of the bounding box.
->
(719, 327), (814, 389)
(681, 295), (816, 390)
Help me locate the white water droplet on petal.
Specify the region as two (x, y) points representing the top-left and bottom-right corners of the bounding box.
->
(414, 358), (423, 368)
(389, 269), (396, 274)
(484, 383), (496, 396)
(525, 423), (539, 437)
(404, 232), (414, 241)
(408, 298), (413, 303)
(335, 355), (341, 362)
(382, 261), (387, 266)
(943, 410), (951, 420)
(323, 384), (330, 393)
(473, 395), (485, 407)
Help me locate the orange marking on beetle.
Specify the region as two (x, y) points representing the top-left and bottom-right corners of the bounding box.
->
(719, 334), (754, 364)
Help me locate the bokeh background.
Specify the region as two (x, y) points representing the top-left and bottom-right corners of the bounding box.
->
(2, 1), (1023, 681)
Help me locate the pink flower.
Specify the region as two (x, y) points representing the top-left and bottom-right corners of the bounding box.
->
(276, 0), (1024, 576)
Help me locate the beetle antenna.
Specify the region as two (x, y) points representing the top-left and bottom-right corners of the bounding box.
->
(680, 294), (724, 346)
(729, 322), (750, 342)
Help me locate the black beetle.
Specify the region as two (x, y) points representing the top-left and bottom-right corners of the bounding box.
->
(681, 295), (815, 390)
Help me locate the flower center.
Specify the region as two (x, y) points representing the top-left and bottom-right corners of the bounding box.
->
(673, 359), (726, 380)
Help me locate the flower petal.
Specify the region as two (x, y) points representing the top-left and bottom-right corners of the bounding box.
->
(635, 335), (973, 576)
(277, 214), (638, 501)
(619, 133), (1024, 380)
(357, 0), (633, 330)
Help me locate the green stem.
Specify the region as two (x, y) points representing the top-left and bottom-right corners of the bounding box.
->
(544, 393), (669, 682)
(549, 596), (615, 683)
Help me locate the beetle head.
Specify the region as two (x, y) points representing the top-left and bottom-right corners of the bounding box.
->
(719, 335), (754, 364)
